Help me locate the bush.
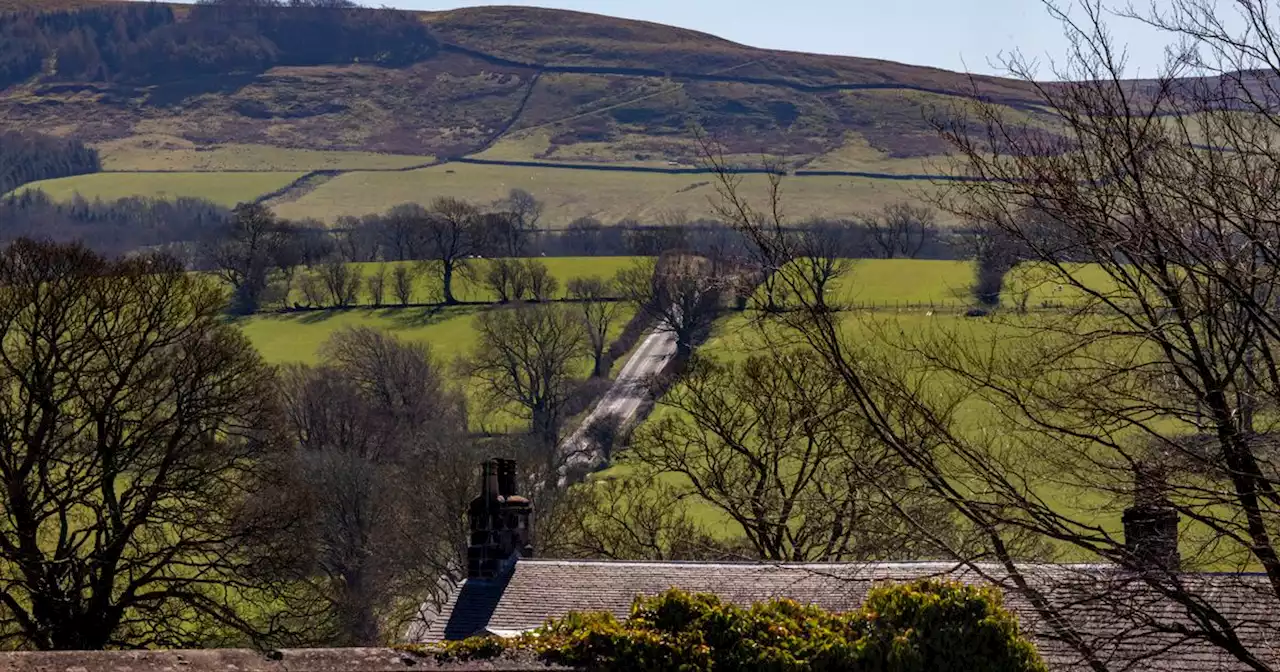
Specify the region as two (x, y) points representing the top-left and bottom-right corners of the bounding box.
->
(423, 580), (1047, 672)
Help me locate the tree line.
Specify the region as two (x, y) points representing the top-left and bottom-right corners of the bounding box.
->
(0, 189), (226, 258)
(0, 0), (437, 89)
(0, 131), (99, 195)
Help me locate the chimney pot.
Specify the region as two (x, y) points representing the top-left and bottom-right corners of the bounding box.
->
(466, 459), (533, 580)
(1123, 460), (1180, 572)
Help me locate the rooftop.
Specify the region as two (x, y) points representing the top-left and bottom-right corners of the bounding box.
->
(417, 558), (1280, 672)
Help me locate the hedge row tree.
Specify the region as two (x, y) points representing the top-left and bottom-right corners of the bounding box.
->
(423, 197), (486, 305)
(207, 203), (299, 314)
(0, 239), (296, 650)
(615, 253), (726, 358)
(276, 328), (473, 645)
(567, 276), (623, 377)
(466, 303), (587, 454)
(699, 0), (1280, 666)
(485, 258), (559, 303)
(865, 201), (940, 259)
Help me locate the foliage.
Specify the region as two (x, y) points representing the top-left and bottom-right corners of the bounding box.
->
(424, 581), (1047, 672)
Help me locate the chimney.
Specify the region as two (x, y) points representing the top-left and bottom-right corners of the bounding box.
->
(466, 458), (534, 580)
(1122, 461), (1180, 572)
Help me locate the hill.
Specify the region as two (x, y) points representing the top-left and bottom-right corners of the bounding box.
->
(0, 1), (1058, 224)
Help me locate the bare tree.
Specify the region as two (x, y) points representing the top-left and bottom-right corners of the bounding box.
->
(422, 197), (483, 305)
(207, 202), (294, 314)
(564, 216), (603, 255)
(484, 258), (526, 304)
(524, 259), (559, 301)
(277, 328), (472, 646)
(0, 239), (297, 650)
(319, 260), (363, 308)
(495, 188), (543, 257)
(299, 271), (326, 308)
(568, 276), (622, 377)
(380, 204), (428, 262)
(367, 264), (387, 308)
(615, 253), (726, 358)
(392, 265), (416, 307)
(696, 1), (1280, 665)
(466, 303), (586, 453)
(632, 350), (953, 562)
(864, 201), (939, 259)
(539, 478), (731, 561)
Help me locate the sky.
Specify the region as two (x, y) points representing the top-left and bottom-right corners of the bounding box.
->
(383, 0), (1179, 78)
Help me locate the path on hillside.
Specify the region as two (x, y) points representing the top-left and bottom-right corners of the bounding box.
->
(556, 327), (678, 487)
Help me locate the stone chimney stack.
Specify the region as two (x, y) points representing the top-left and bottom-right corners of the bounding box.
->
(1122, 460), (1180, 572)
(466, 458), (533, 580)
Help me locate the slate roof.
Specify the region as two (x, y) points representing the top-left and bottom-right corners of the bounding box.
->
(415, 559), (1280, 672)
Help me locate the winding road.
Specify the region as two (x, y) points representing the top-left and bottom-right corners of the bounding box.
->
(556, 327), (678, 486)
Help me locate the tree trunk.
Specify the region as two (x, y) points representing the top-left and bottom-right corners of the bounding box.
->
(442, 262), (457, 305)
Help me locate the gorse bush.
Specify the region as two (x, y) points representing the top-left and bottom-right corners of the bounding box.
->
(426, 580), (1047, 672)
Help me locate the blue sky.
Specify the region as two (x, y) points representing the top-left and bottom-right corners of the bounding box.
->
(385, 0), (1177, 78)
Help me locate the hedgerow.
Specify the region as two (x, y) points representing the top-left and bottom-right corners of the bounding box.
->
(417, 579), (1047, 671)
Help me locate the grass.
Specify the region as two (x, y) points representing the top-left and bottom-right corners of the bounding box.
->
(273, 162), (950, 227)
(17, 171), (306, 207)
(283, 257), (640, 306)
(96, 137), (434, 172)
(237, 300), (640, 433)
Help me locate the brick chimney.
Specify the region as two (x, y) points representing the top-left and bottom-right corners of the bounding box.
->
(1122, 460), (1180, 572)
(466, 458), (533, 580)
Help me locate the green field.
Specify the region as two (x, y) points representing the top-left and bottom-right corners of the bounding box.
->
(280, 257), (640, 307)
(272, 162), (950, 227)
(17, 171), (306, 207)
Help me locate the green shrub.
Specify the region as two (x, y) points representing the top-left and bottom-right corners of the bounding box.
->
(421, 579), (1047, 672)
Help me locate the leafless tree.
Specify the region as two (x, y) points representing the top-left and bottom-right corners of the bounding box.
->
(864, 201), (939, 259)
(319, 260), (362, 308)
(367, 264), (387, 308)
(495, 188), (543, 257)
(421, 197), (484, 305)
(539, 478), (733, 561)
(485, 259), (526, 304)
(697, 0), (1280, 666)
(615, 253), (726, 357)
(0, 239), (297, 650)
(392, 264), (416, 307)
(632, 350), (954, 562)
(277, 328), (472, 646)
(466, 303), (586, 454)
(381, 204), (428, 262)
(564, 216), (603, 255)
(334, 215), (383, 263)
(524, 259), (559, 301)
(299, 270), (326, 308)
(207, 203), (295, 314)
(567, 276), (623, 377)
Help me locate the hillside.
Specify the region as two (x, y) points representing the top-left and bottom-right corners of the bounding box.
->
(0, 1), (1058, 224)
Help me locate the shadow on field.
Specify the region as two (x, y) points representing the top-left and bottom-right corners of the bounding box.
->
(385, 305), (486, 328)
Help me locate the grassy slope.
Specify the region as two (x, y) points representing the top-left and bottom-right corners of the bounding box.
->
(0, 2), (1061, 221)
(97, 137), (434, 172)
(274, 162), (949, 226)
(16, 171), (304, 207)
